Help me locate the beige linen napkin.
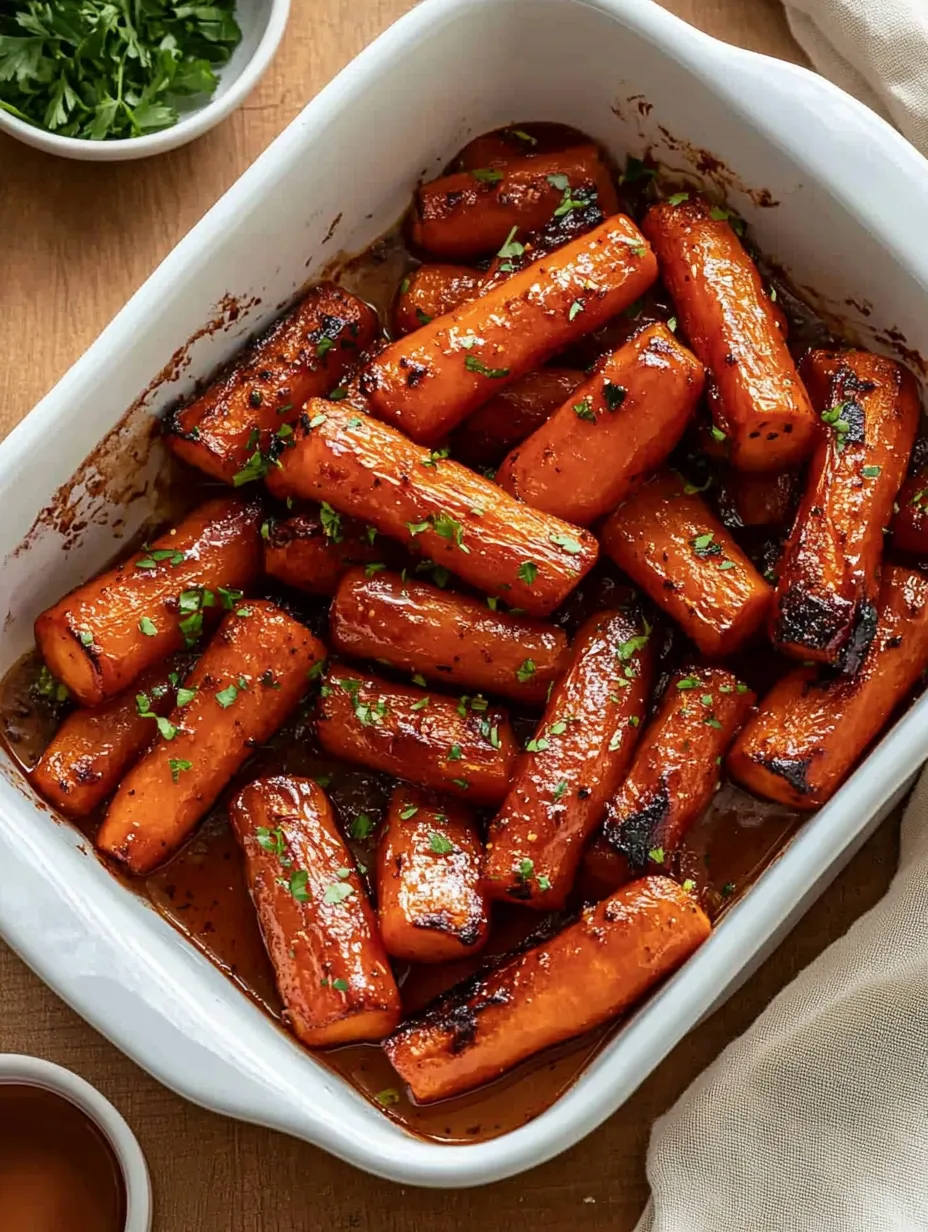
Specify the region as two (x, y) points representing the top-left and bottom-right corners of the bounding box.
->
(635, 769), (928, 1231)
(785, 0), (928, 155)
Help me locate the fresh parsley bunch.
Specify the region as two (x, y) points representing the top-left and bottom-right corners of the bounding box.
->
(0, 2), (242, 141)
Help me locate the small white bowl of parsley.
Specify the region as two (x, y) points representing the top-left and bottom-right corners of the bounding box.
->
(0, 0), (290, 160)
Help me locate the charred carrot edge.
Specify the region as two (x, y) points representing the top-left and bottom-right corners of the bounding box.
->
(266, 400), (599, 618)
(34, 496), (263, 708)
(450, 368), (586, 467)
(718, 468), (796, 529)
(771, 349), (920, 671)
(31, 655), (187, 817)
(641, 195), (817, 472)
(329, 568), (570, 705)
(729, 564), (928, 808)
(410, 146), (619, 261)
(377, 785), (489, 963)
(230, 776), (401, 1046)
(483, 608), (654, 910)
(893, 465), (928, 557)
(383, 875), (711, 1103)
(97, 602), (324, 875)
(393, 265), (483, 337)
(166, 284), (379, 484)
(603, 666), (755, 878)
(360, 214), (658, 444)
(497, 323), (704, 525)
(316, 665), (518, 807)
(600, 471), (773, 658)
(262, 508), (398, 596)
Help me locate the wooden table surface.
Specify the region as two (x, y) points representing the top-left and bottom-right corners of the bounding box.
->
(0, 1), (902, 1228)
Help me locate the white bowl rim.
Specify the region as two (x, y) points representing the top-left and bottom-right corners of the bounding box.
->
(0, 0), (291, 161)
(0, 1054), (152, 1231)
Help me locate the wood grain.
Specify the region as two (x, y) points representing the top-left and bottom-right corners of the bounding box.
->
(0, 4), (897, 1231)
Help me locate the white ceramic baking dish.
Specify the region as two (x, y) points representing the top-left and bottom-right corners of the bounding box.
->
(2, 0), (928, 1189)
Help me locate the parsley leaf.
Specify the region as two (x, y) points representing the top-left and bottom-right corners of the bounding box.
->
(464, 354), (510, 379)
(429, 831), (454, 854)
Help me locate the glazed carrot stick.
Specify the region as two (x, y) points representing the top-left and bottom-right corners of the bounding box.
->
(361, 214), (658, 444)
(316, 665), (517, 806)
(263, 508), (398, 596)
(410, 146), (619, 260)
(483, 609), (654, 909)
(497, 323), (704, 524)
(450, 368), (586, 467)
(97, 602), (324, 875)
(729, 565), (928, 809)
(601, 471), (773, 657)
(383, 875), (711, 1103)
(266, 401), (599, 617)
(719, 468), (796, 528)
(456, 124), (578, 169)
(376, 785), (489, 963)
(166, 285), (379, 485)
(393, 264), (483, 336)
(602, 666), (755, 877)
(329, 568), (570, 705)
(642, 195), (817, 471)
(771, 350), (919, 670)
(31, 655), (187, 817)
(230, 776), (400, 1045)
(35, 496), (263, 707)
(892, 466), (928, 556)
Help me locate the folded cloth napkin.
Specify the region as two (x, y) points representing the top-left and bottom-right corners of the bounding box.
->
(635, 767), (928, 1232)
(784, 0), (928, 155)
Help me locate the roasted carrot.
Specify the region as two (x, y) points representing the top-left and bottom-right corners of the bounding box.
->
(450, 368), (586, 467)
(97, 602), (324, 875)
(266, 401), (599, 617)
(35, 496), (263, 707)
(263, 508), (398, 596)
(166, 284), (379, 484)
(316, 665), (517, 806)
(456, 123), (579, 169)
(497, 323), (704, 524)
(729, 564), (928, 809)
(602, 667), (755, 877)
(31, 656), (187, 817)
(719, 468), (796, 528)
(329, 568), (569, 705)
(393, 264), (483, 336)
(230, 776), (400, 1045)
(642, 195), (817, 471)
(771, 350), (919, 670)
(376, 785), (489, 963)
(410, 146), (619, 260)
(383, 875), (710, 1103)
(892, 465), (928, 556)
(601, 471), (773, 657)
(361, 214), (658, 444)
(483, 609), (654, 909)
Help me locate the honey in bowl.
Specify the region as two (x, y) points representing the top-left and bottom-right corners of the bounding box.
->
(0, 1084), (126, 1232)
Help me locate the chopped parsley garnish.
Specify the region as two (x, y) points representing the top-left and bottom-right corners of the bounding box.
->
(399, 805), (419, 820)
(517, 560), (538, 585)
(176, 686), (197, 707)
(516, 659), (536, 683)
(471, 167), (504, 183)
(316, 337), (335, 359)
(400, 277), (411, 295)
(78, 629), (94, 647)
(136, 548), (185, 570)
(691, 532), (721, 559)
(34, 666), (69, 704)
(682, 879), (697, 893)
(616, 619), (651, 661)
(323, 881), (354, 905)
(257, 826), (288, 859)
(517, 858), (535, 882)
(464, 354), (510, 379)
(620, 156), (657, 184)
(553, 780), (568, 802)
(447, 744), (463, 761)
(215, 683), (240, 708)
(721, 881), (736, 899)
(667, 191), (690, 206)
(709, 425), (727, 443)
(410, 697), (430, 712)
(666, 316), (677, 333)
(649, 847), (665, 864)
(549, 532), (583, 555)
(862, 465), (882, 478)
(708, 205), (746, 235)
(319, 502), (343, 542)
(568, 300), (584, 322)
(168, 758), (193, 783)
(350, 813), (375, 840)
(537, 875), (552, 891)
(676, 676), (700, 690)
(429, 831), (454, 854)
(232, 447), (271, 487)
(821, 402), (852, 451)
(138, 616), (157, 637)
(364, 562), (386, 578)
(497, 226), (525, 270)
(603, 381), (627, 411)
(135, 692), (176, 741)
(574, 399), (596, 422)
(451, 778), (470, 790)
(375, 1088), (400, 1107)
(415, 308), (432, 326)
